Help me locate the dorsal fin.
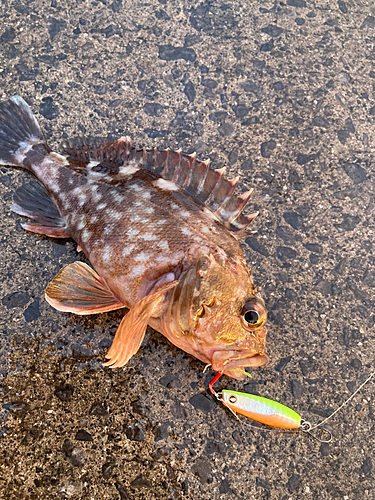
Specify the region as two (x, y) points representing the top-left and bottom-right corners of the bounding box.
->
(62, 136), (133, 165)
(61, 136), (257, 236)
(157, 150), (257, 235)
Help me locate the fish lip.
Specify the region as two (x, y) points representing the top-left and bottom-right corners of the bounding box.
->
(223, 354), (269, 371)
(211, 352), (269, 372)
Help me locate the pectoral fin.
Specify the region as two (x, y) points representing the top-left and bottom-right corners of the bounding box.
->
(103, 280), (178, 369)
(45, 262), (125, 314)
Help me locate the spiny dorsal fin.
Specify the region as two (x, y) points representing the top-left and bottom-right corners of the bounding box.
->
(62, 136), (132, 165)
(61, 136), (257, 235)
(156, 150), (257, 234)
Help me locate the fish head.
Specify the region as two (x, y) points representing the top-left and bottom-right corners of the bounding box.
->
(165, 249), (269, 379)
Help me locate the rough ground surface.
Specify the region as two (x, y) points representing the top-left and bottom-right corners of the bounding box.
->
(0, 0), (374, 499)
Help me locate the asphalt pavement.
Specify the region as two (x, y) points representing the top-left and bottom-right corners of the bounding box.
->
(0, 1), (374, 499)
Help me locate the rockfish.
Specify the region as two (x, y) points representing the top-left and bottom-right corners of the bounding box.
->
(0, 95), (268, 379)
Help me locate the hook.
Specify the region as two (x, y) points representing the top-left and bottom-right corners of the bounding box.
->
(300, 421), (332, 443)
(208, 371), (223, 396)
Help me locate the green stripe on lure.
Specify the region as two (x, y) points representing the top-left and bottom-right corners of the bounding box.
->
(208, 371), (332, 442)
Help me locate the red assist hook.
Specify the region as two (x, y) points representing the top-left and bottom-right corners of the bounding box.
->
(208, 371), (223, 396)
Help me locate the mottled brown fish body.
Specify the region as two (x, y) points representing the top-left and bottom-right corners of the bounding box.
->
(0, 96), (269, 379)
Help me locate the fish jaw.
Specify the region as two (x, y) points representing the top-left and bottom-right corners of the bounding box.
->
(211, 338), (269, 379)
(222, 355), (269, 379)
(209, 321), (268, 378)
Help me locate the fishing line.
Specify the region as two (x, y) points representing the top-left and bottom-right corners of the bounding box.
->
(309, 369), (375, 430)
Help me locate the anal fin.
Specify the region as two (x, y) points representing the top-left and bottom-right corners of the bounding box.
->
(103, 280), (179, 369)
(45, 262), (125, 314)
(11, 180), (69, 238)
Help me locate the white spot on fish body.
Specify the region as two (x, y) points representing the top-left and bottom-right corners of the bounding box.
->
(104, 224), (115, 235)
(130, 214), (141, 223)
(91, 185), (103, 203)
(142, 191), (151, 200)
(122, 243), (136, 257)
(155, 254), (170, 264)
(76, 215), (85, 230)
(31, 163), (42, 176)
(81, 229), (90, 242)
(112, 192), (125, 203)
(180, 210), (191, 218)
(97, 203), (107, 210)
(170, 203), (179, 210)
(48, 179), (60, 194)
(134, 251), (150, 262)
(119, 165), (139, 176)
(156, 219), (166, 225)
(102, 246), (112, 263)
(63, 197), (71, 210)
(140, 232), (155, 241)
(153, 179), (179, 191)
(155, 251), (184, 265)
(130, 184), (144, 193)
(143, 206), (154, 214)
(156, 240), (169, 251)
(77, 192), (87, 206)
(110, 211), (122, 220)
(128, 264), (146, 278)
(126, 228), (140, 237)
(71, 187), (81, 196)
(92, 191), (103, 203)
(180, 227), (192, 236)
(130, 214), (149, 224)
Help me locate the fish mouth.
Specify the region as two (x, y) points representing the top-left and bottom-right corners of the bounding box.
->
(223, 354), (269, 379)
(211, 351), (269, 379)
(223, 353), (269, 370)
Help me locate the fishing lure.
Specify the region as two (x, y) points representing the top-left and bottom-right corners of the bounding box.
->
(208, 371), (332, 442)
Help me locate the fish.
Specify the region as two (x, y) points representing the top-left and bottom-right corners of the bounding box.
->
(0, 95), (269, 379)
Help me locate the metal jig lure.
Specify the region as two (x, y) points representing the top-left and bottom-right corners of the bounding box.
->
(208, 371), (332, 443)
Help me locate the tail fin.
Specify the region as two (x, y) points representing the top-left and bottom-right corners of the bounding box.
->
(0, 95), (47, 169)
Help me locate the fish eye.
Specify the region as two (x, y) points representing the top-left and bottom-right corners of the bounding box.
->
(244, 310), (259, 325)
(241, 298), (267, 331)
